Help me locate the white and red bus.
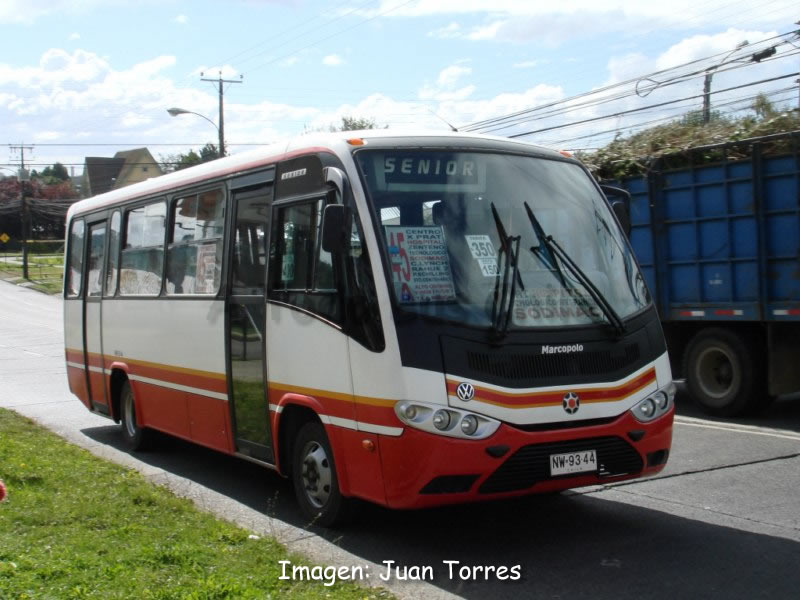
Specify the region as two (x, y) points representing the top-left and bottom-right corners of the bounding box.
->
(64, 131), (675, 526)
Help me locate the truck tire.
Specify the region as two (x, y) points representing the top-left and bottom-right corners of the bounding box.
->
(292, 422), (353, 528)
(683, 328), (764, 417)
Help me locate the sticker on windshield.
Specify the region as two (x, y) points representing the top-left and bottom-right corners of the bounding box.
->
(384, 226), (456, 303)
(465, 235), (498, 277)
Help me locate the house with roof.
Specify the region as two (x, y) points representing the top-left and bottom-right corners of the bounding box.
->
(81, 148), (163, 198)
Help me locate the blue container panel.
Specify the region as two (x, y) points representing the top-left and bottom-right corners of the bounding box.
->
(630, 226), (653, 265)
(764, 155), (797, 175)
(728, 162), (751, 179)
(663, 188), (694, 220)
(664, 170), (693, 187)
(697, 184), (727, 217)
(733, 262), (759, 301)
(731, 218), (757, 258)
(630, 191), (650, 225)
(666, 223), (697, 261)
(670, 265), (700, 302)
(764, 174), (797, 211)
(768, 261), (800, 301)
(698, 220), (728, 259)
(695, 164), (726, 183)
(766, 214), (799, 257)
(702, 263), (732, 302)
(729, 181), (754, 213)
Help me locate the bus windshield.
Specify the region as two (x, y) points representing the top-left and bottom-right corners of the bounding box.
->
(355, 150), (650, 330)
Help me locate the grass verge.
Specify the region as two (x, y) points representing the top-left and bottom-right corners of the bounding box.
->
(0, 409), (388, 600)
(0, 254), (64, 295)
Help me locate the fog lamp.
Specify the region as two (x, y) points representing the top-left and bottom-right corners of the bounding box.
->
(432, 410), (451, 430)
(460, 415), (479, 436)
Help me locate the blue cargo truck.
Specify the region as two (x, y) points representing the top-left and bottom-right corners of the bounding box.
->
(608, 131), (800, 416)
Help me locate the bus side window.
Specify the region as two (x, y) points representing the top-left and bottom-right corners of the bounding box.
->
(344, 211), (385, 352)
(66, 219), (85, 297)
(166, 190), (225, 295)
(268, 198), (341, 323)
(120, 201), (166, 296)
(105, 211), (121, 296)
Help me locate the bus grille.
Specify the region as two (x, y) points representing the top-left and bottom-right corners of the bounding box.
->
(478, 436), (643, 494)
(467, 344), (640, 381)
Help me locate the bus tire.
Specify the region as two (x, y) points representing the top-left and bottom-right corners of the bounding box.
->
(120, 380), (152, 451)
(292, 422), (353, 528)
(683, 328), (764, 417)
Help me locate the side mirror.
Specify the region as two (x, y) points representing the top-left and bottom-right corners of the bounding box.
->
(600, 185), (632, 237)
(321, 204), (349, 253)
(321, 166), (351, 253)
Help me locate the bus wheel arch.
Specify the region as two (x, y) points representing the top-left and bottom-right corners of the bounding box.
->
(108, 368), (129, 423)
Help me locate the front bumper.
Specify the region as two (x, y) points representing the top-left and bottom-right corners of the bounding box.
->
(378, 407), (673, 509)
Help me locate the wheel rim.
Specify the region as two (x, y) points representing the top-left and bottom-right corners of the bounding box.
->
(123, 390), (137, 438)
(695, 345), (740, 403)
(300, 440), (332, 509)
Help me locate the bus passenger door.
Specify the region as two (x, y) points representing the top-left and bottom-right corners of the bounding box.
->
(84, 220), (109, 412)
(226, 183), (274, 462)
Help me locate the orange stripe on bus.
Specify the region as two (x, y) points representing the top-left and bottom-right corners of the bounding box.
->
(446, 368), (656, 409)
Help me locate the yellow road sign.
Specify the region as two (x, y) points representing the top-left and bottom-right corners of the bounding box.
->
(0, 233), (9, 244)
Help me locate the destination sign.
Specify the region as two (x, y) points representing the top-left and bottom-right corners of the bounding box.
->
(363, 152), (486, 193)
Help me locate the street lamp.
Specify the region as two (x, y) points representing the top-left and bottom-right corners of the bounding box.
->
(702, 41), (748, 124)
(167, 107), (224, 158)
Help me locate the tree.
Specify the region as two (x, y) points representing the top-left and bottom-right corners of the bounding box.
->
(335, 116), (382, 131)
(0, 177), (79, 244)
(160, 143), (220, 173)
(30, 162), (71, 185)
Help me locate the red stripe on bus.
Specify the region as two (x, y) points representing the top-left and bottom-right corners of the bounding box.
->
(446, 368), (656, 409)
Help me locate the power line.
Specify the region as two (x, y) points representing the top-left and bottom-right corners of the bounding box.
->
(507, 72), (800, 139)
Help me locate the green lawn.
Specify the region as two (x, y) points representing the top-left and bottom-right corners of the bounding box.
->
(0, 254), (64, 294)
(0, 409), (388, 600)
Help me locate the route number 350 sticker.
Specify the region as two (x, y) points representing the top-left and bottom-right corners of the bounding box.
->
(465, 235), (498, 277)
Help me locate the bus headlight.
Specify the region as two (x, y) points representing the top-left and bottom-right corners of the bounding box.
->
(460, 415), (479, 436)
(630, 383), (675, 423)
(394, 401), (500, 440)
(432, 410), (452, 431)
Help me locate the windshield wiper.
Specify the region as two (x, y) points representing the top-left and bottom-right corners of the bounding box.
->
(523, 201), (626, 337)
(489, 203), (522, 341)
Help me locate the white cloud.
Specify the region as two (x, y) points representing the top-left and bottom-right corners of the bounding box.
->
(68, 32), (80, 41)
(428, 22), (462, 39)
(322, 54), (344, 67)
(175, 14), (188, 25)
(514, 60), (546, 69)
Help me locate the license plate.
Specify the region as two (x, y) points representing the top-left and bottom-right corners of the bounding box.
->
(550, 450), (598, 476)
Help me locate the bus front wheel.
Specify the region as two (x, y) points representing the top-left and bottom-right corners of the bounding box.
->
(292, 422), (353, 528)
(120, 380), (152, 451)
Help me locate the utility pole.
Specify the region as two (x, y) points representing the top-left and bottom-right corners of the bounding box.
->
(9, 144), (34, 279)
(200, 71), (243, 158)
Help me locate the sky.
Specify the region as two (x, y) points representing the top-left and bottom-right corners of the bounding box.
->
(0, 0), (798, 176)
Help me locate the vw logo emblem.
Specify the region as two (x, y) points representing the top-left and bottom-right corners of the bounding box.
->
(456, 382), (475, 402)
(563, 392), (580, 415)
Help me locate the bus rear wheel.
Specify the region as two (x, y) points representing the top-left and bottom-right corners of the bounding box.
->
(120, 380), (152, 451)
(683, 328), (764, 417)
(292, 422), (353, 528)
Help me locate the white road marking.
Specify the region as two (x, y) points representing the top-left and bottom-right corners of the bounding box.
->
(674, 415), (800, 442)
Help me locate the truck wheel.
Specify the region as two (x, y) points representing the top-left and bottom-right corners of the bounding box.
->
(292, 422), (353, 528)
(120, 380), (153, 451)
(683, 328), (764, 417)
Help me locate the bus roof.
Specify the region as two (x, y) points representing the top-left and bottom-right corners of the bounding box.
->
(66, 130), (560, 221)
